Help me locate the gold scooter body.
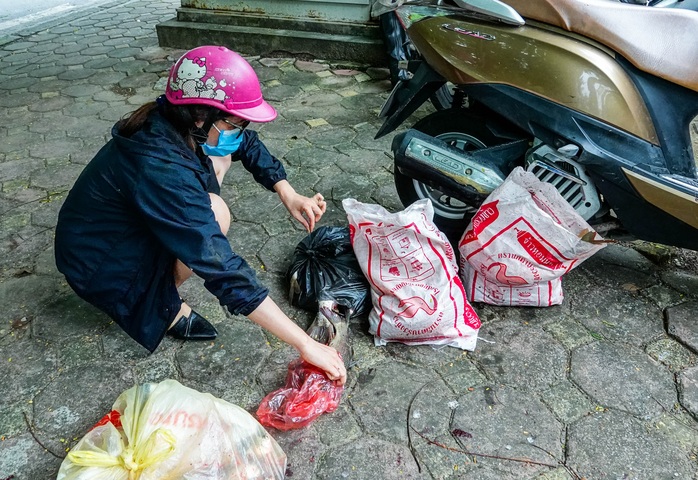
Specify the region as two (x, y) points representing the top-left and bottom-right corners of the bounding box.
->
(408, 15), (657, 143)
(378, 0), (698, 248)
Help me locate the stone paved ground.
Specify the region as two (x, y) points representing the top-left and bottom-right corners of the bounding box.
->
(1, 1), (698, 479)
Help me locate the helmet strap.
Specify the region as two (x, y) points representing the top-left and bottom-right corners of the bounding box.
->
(189, 107), (221, 145)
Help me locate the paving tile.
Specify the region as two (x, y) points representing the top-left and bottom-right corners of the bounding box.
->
(32, 360), (135, 436)
(0, 90), (40, 107)
(112, 59), (149, 74)
(176, 312), (268, 367)
(105, 41), (137, 52)
(117, 71), (158, 88)
(662, 269), (698, 297)
(540, 380), (595, 423)
(27, 78), (73, 93)
(4, 51), (36, 64)
(30, 33), (60, 42)
(0, 402), (30, 438)
(76, 34), (111, 46)
(568, 410), (694, 479)
(316, 435), (421, 479)
(263, 83), (303, 102)
(305, 118), (329, 128)
(54, 43), (85, 55)
(0, 434), (60, 479)
(471, 320), (568, 391)
(62, 99), (109, 117)
(349, 360), (435, 443)
(570, 285), (665, 347)
(646, 337), (697, 372)
(27, 42), (60, 54)
(412, 382), (563, 479)
(28, 139), (84, 164)
(86, 70), (128, 86)
(97, 102), (135, 122)
(0, 338), (58, 408)
(57, 67), (98, 81)
(0, 63), (31, 75)
(79, 45), (114, 56)
(60, 83), (103, 97)
(679, 366), (698, 418)
(571, 341), (676, 418)
(295, 59), (329, 72)
(0, 133), (29, 155)
(56, 55), (93, 67)
(0, 158), (45, 183)
(666, 301), (698, 350)
(3, 41), (33, 51)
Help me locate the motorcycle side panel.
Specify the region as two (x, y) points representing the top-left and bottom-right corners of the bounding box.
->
(593, 171), (698, 251)
(623, 168), (698, 231)
(407, 16), (658, 144)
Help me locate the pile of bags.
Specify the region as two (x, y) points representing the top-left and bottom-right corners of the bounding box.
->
(341, 167), (606, 351)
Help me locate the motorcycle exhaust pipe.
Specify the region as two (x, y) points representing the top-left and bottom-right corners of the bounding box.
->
(391, 129), (526, 204)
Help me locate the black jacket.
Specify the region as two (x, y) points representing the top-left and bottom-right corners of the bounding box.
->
(55, 110), (286, 350)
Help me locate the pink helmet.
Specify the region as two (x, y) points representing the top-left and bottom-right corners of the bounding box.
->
(165, 45), (277, 123)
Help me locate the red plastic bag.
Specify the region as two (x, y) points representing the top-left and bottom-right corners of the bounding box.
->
(257, 359), (344, 431)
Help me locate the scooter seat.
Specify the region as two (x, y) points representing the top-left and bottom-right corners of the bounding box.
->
(501, 0), (698, 93)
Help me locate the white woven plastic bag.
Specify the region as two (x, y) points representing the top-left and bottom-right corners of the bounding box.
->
(458, 167), (606, 307)
(57, 379), (286, 480)
(343, 198), (481, 350)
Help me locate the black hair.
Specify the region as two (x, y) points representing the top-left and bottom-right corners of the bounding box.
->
(117, 96), (228, 149)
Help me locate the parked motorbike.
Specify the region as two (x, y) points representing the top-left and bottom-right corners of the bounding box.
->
(376, 0), (698, 251)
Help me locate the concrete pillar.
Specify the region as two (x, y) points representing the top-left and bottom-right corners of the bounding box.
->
(156, 0), (387, 65)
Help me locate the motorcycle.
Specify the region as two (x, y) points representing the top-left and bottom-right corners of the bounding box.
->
(375, 0), (698, 251)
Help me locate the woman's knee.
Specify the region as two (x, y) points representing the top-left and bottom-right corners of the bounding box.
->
(209, 193), (231, 234)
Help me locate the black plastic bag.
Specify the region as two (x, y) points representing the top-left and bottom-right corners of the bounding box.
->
(288, 226), (370, 317)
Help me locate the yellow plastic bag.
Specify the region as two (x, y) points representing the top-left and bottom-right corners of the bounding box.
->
(57, 379), (286, 480)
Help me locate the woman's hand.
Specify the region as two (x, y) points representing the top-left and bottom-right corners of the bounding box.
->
(298, 339), (347, 385)
(247, 297), (346, 385)
(274, 180), (326, 232)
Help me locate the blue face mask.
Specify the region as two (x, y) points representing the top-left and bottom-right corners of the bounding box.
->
(201, 124), (244, 157)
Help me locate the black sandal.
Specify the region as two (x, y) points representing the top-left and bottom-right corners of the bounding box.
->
(168, 310), (218, 340)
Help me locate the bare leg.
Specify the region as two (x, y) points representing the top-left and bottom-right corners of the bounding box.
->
(169, 193), (231, 327)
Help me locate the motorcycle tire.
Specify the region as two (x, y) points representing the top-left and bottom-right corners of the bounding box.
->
(394, 108), (516, 241)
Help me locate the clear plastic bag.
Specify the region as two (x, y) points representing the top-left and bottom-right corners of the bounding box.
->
(288, 225), (370, 317)
(57, 379), (286, 480)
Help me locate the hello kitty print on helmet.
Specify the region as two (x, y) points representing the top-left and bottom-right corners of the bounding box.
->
(165, 45), (277, 123)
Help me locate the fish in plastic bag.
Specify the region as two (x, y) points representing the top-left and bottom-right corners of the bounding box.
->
(257, 300), (350, 431)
